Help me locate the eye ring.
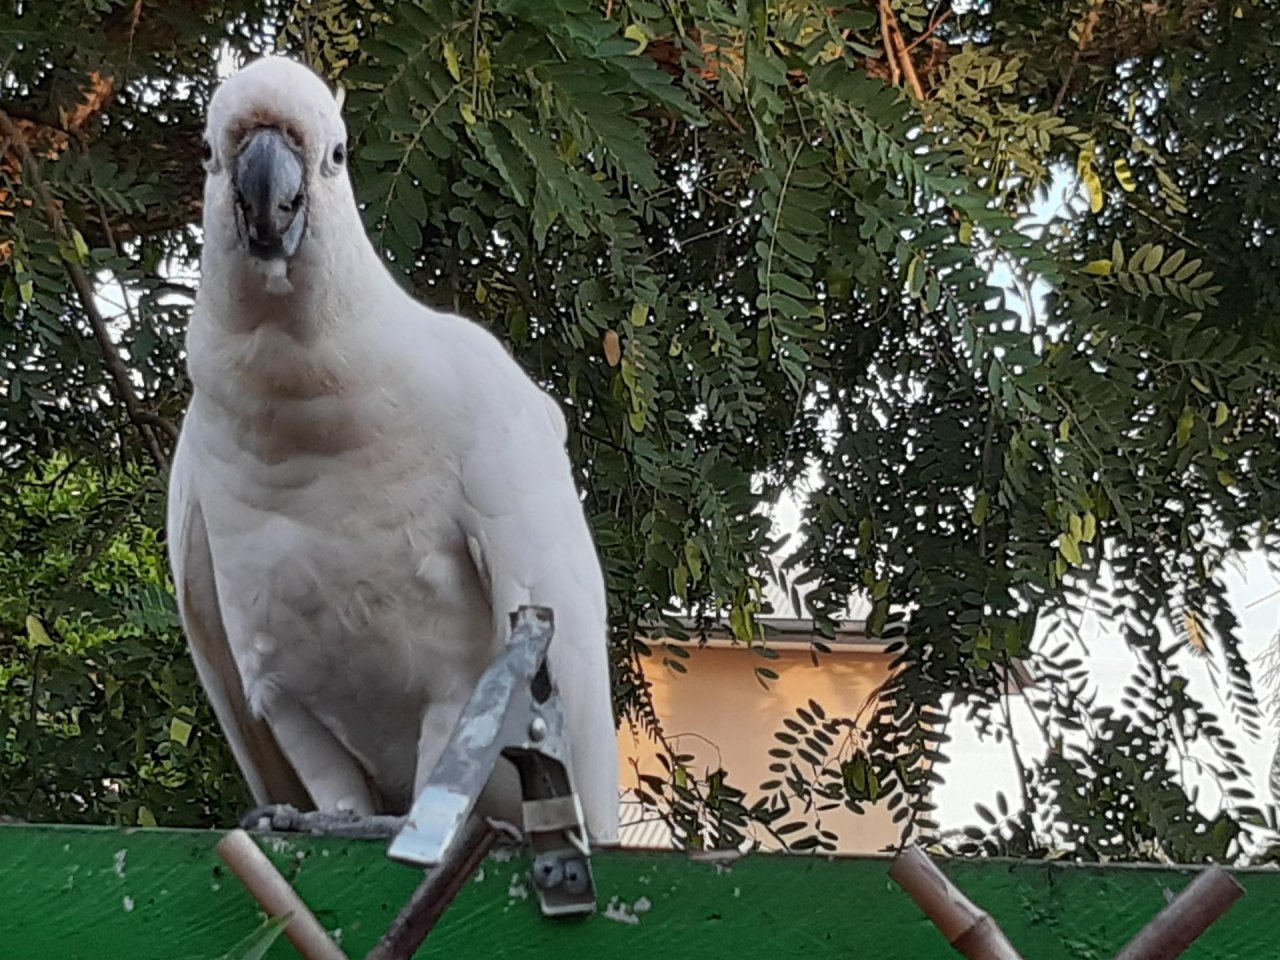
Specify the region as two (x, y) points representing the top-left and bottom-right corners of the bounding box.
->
(200, 137), (220, 173)
(321, 140), (347, 178)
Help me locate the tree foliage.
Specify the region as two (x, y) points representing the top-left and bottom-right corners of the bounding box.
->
(2, 0), (1278, 860)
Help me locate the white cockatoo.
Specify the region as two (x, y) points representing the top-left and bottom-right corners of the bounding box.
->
(166, 55), (619, 846)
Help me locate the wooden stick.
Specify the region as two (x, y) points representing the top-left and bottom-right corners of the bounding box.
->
(365, 817), (497, 960)
(889, 846), (1023, 960)
(1113, 865), (1244, 960)
(216, 829), (349, 960)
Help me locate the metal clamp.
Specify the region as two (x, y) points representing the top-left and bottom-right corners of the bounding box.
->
(387, 606), (597, 917)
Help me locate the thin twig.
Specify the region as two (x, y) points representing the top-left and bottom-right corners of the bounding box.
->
(134, 409), (181, 441)
(880, 0), (926, 100)
(470, 0), (483, 110)
(94, 197), (180, 441)
(0, 108), (178, 470)
(1051, 0), (1105, 115)
(905, 7), (955, 53)
(878, 0), (902, 87)
(642, 215), (751, 264)
(696, 87), (746, 134)
(999, 678), (1036, 837)
(66, 470), (166, 584)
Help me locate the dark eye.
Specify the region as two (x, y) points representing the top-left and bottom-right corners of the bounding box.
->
(201, 139), (214, 164)
(331, 142), (346, 166)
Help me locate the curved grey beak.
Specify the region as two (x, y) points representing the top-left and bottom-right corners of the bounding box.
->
(234, 127), (307, 260)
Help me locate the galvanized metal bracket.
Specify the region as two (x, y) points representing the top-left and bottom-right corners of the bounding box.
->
(386, 605), (596, 917)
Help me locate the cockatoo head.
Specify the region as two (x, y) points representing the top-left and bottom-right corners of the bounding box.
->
(201, 56), (355, 291)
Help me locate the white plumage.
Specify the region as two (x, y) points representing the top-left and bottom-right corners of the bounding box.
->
(166, 55), (619, 844)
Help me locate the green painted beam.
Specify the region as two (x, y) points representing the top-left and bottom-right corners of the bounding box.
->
(0, 825), (1272, 959)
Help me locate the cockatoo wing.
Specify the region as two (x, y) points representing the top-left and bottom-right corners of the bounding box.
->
(458, 378), (620, 845)
(167, 424), (311, 809)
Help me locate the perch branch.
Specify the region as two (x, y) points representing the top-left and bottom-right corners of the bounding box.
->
(889, 846), (1023, 960)
(0, 107), (178, 471)
(1113, 865), (1244, 960)
(216, 829), (349, 960)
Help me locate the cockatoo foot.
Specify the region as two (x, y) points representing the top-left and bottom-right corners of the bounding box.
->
(239, 804), (406, 839)
(485, 817), (525, 847)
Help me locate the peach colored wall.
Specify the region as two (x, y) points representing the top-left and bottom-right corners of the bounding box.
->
(616, 643), (902, 854)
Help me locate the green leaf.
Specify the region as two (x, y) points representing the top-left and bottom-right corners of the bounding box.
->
(71, 228), (90, 262)
(443, 42), (462, 82)
(170, 716), (193, 746)
(1082, 512), (1097, 543)
(25, 615), (53, 647)
(1176, 407), (1195, 447)
(972, 491), (990, 526)
(1059, 534), (1083, 566)
(216, 915), (294, 960)
(683, 540), (703, 582)
(1160, 248), (1186, 277)
(623, 23), (648, 54)
(1113, 157), (1136, 192)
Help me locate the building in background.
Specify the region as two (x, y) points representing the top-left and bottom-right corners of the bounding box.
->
(616, 614), (904, 853)
(615, 578), (1033, 853)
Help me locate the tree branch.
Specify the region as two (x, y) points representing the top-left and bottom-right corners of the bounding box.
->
(0, 101), (78, 137)
(1052, 0), (1106, 115)
(0, 108), (177, 472)
(905, 5), (954, 53)
(880, 0), (926, 101)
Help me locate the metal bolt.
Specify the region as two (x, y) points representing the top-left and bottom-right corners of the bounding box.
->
(528, 717), (547, 742)
(532, 852), (564, 889)
(561, 857), (590, 895)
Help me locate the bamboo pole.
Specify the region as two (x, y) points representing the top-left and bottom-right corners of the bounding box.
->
(216, 829), (349, 960)
(1113, 864), (1244, 960)
(889, 846), (1023, 960)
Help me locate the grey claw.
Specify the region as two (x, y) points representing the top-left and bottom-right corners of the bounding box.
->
(239, 804), (300, 832)
(485, 817), (525, 846)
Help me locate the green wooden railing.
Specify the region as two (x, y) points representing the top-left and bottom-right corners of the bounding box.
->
(0, 825), (1273, 959)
